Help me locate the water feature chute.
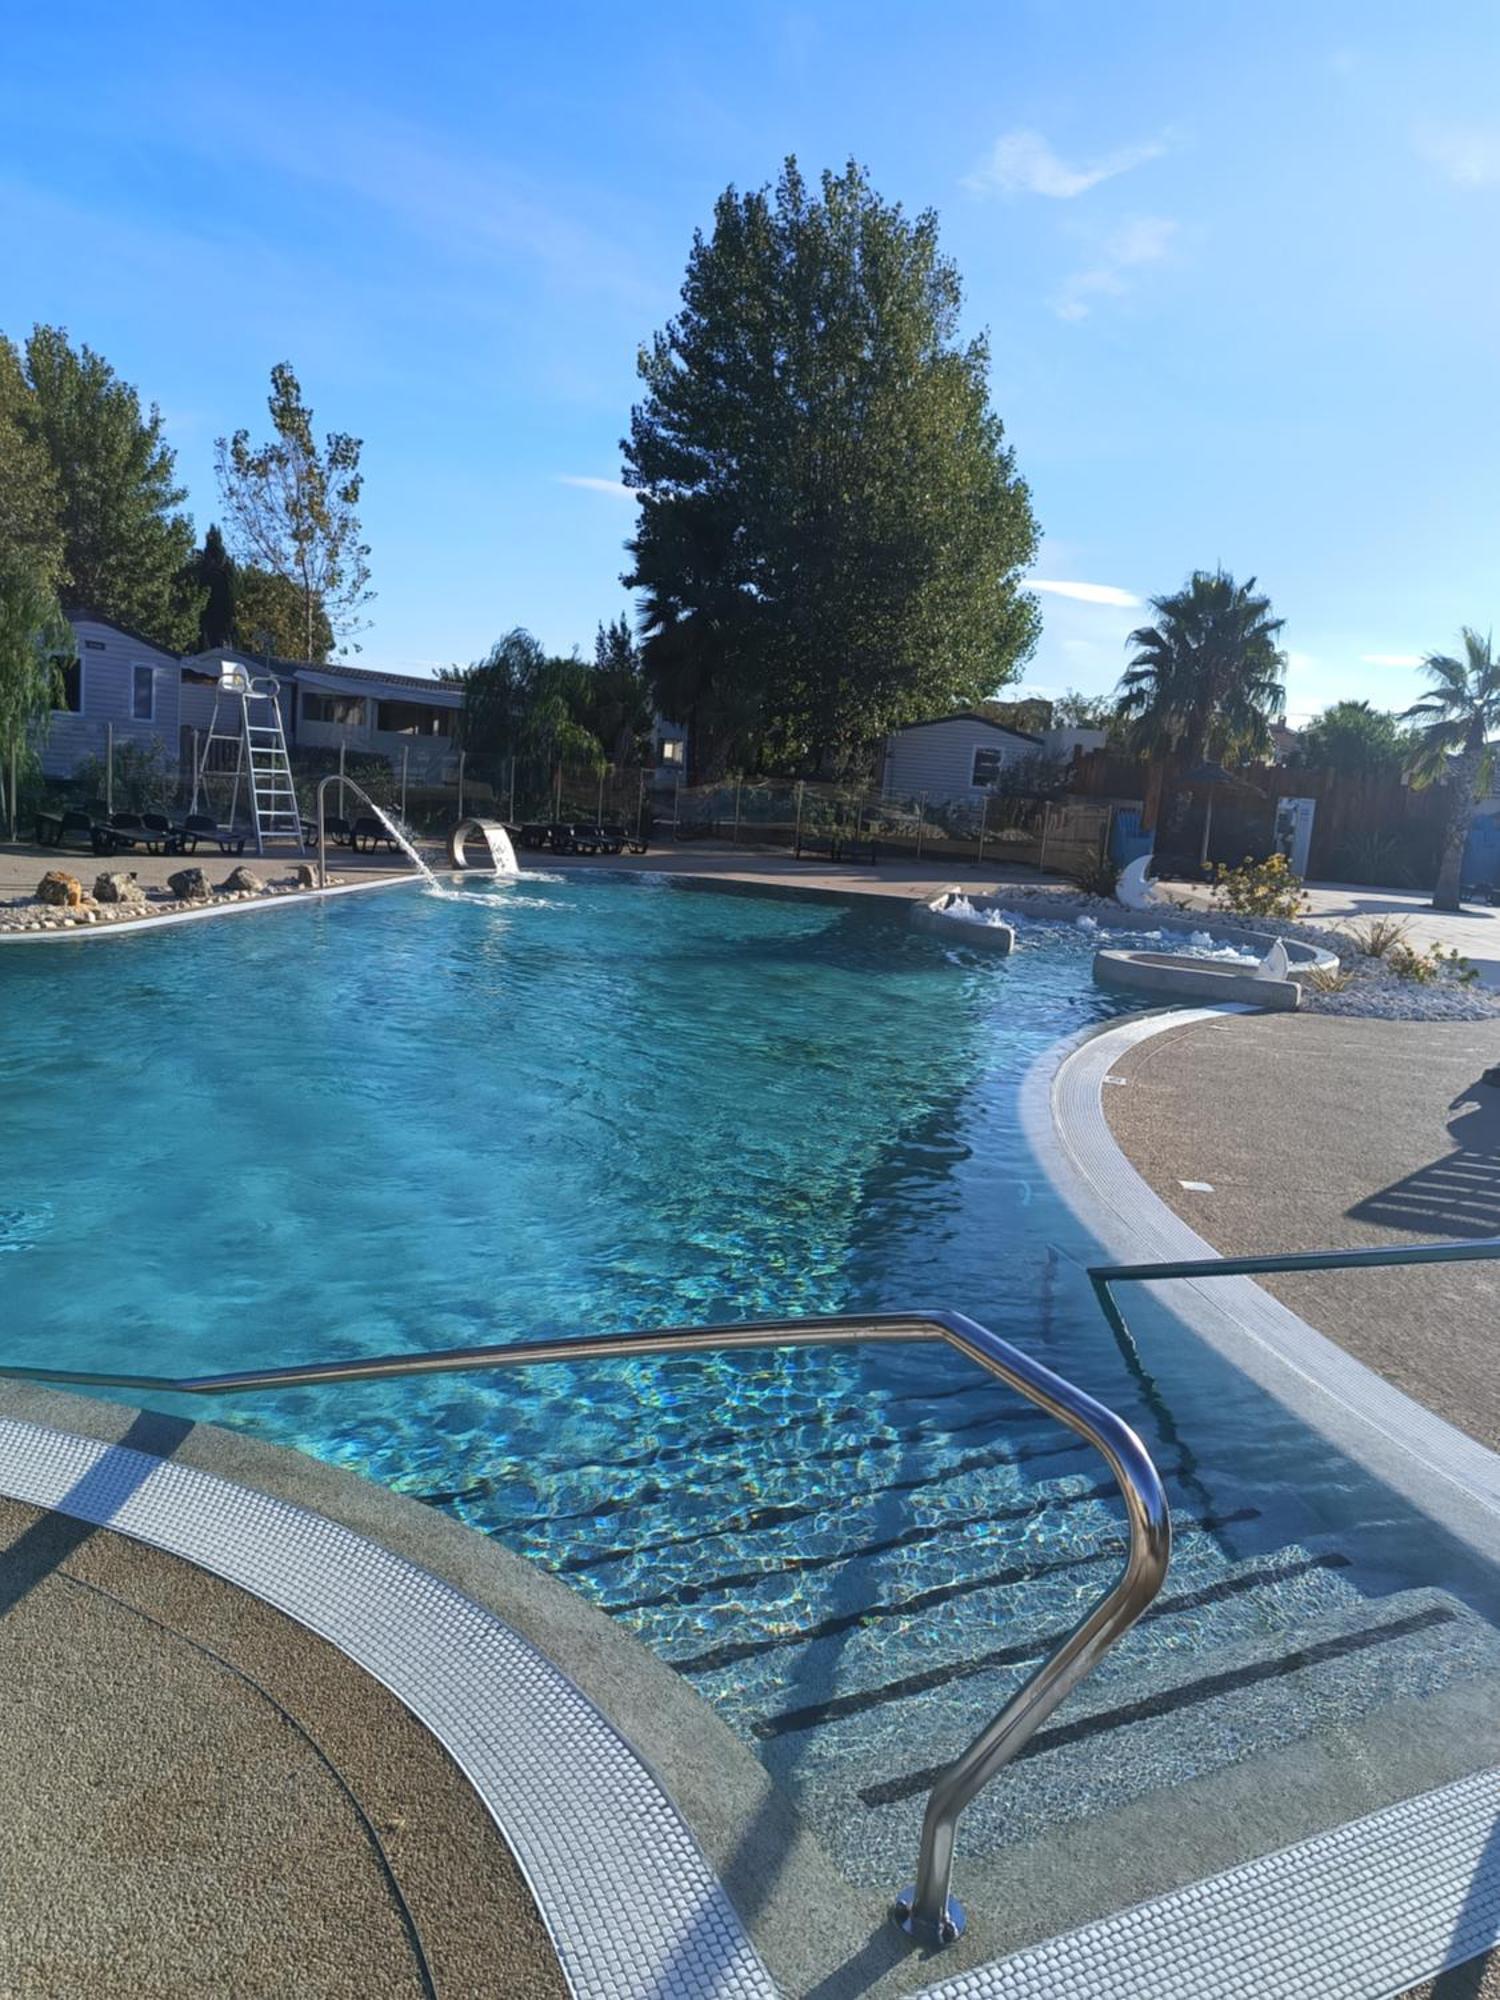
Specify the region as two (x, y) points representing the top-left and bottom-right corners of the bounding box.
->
(314, 773), (440, 890)
(447, 818), (520, 876)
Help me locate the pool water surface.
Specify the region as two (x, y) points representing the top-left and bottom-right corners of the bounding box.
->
(5, 874), (1500, 1920)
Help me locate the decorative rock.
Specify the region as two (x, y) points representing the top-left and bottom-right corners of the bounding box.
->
(220, 865), (263, 894)
(36, 871), (84, 908)
(93, 870), (146, 905)
(294, 862), (318, 889)
(167, 868), (211, 902)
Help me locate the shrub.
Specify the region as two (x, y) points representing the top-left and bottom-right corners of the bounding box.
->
(1305, 963), (1356, 994)
(1345, 915), (1411, 960)
(1387, 939), (1479, 987)
(1211, 852), (1310, 920)
(72, 739), (174, 812)
(1070, 851), (1122, 899)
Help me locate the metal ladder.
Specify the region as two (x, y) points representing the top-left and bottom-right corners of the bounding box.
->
(191, 662), (305, 858)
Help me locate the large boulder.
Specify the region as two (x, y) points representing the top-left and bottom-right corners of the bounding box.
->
(36, 871), (84, 908)
(220, 864), (263, 894)
(167, 867), (212, 902)
(93, 871), (146, 905)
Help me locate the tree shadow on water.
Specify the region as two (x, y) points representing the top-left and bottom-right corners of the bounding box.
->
(1348, 1078), (1500, 1239)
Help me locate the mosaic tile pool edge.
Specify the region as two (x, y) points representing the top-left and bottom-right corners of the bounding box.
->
(0, 1416), (779, 2000)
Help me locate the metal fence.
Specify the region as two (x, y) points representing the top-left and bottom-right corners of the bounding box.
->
(665, 778), (1116, 876)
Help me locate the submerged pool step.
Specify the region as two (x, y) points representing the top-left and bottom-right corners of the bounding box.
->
(672, 1504), (1281, 1721)
(783, 1579), (1500, 1886)
(496, 1396), (1092, 1543)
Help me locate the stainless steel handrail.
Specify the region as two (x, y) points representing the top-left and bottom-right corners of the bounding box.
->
(0, 1306), (1170, 1947)
(1088, 1236), (1500, 1356)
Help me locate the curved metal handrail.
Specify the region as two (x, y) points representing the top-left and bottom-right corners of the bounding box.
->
(0, 1307), (1170, 1945)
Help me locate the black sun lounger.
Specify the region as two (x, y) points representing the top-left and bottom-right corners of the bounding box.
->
(351, 816), (399, 854)
(179, 813), (248, 856)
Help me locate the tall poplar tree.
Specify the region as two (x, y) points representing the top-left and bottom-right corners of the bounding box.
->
(624, 159), (1039, 778)
(215, 362), (372, 660)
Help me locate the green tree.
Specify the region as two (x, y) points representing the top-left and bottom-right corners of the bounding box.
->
(0, 559), (69, 840)
(1117, 569), (1287, 767)
(1292, 699), (1407, 777)
(19, 325), (197, 648)
(183, 523), (238, 651)
(0, 335), (64, 588)
(456, 629), (604, 788)
(624, 158), (1039, 779)
(233, 563), (334, 663)
(215, 362), (372, 661)
(1051, 688), (1120, 733)
(584, 615), (652, 762)
(1403, 628), (1500, 911)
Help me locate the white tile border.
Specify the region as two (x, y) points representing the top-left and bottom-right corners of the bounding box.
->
(0, 1417), (778, 2000)
(915, 1762), (1500, 2000)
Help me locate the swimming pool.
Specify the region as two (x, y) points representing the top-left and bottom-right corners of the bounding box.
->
(5, 874), (1500, 1942)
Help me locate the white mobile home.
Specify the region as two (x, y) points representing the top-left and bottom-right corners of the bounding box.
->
(180, 651), (462, 783)
(880, 712), (1045, 806)
(42, 610), (183, 779)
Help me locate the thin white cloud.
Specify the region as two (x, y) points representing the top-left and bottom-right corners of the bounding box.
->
(1415, 124), (1500, 188)
(557, 475), (634, 500)
(965, 129), (1167, 200)
(1029, 578), (1140, 607)
(1362, 651), (1424, 667)
(1055, 217), (1178, 321)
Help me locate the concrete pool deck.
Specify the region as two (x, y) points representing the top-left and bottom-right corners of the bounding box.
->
(0, 1488), (564, 2000)
(1100, 1010), (1500, 1453)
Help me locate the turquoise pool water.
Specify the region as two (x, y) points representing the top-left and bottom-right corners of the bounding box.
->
(5, 875), (1500, 1904)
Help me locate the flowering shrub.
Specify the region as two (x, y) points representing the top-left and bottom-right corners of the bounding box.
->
(1210, 852), (1310, 920)
(1387, 939), (1479, 987)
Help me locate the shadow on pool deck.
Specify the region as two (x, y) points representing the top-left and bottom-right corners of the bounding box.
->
(1349, 1081), (1500, 1240)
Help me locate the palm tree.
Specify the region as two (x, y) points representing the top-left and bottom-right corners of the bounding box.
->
(1403, 628), (1500, 911)
(1117, 569), (1288, 769)
(1115, 569), (1287, 865)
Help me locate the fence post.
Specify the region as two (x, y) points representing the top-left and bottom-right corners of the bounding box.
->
(507, 756), (516, 826)
(106, 722), (114, 814)
(597, 766), (606, 826)
(733, 778), (742, 844)
(400, 745), (409, 823)
(457, 750), (467, 820)
(637, 769), (647, 842)
(6, 740), (15, 843)
(672, 773), (682, 838)
(915, 791), (927, 861)
(794, 780), (805, 855)
(552, 766), (562, 823)
(1039, 801), (1051, 873)
(189, 728), (200, 814)
(338, 741), (346, 817)
(977, 802), (987, 870)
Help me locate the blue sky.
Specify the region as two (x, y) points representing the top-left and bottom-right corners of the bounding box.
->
(3, 1), (1497, 721)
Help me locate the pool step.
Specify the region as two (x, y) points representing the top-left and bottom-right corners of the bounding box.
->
(765, 1577), (1500, 1885)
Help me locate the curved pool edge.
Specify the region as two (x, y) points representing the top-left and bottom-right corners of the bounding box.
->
(0, 1379), (874, 2000)
(1025, 1007), (1500, 1553)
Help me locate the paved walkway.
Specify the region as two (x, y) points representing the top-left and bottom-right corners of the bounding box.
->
(1103, 1010), (1500, 1451)
(1162, 877), (1500, 987)
(0, 1494), (564, 1999)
